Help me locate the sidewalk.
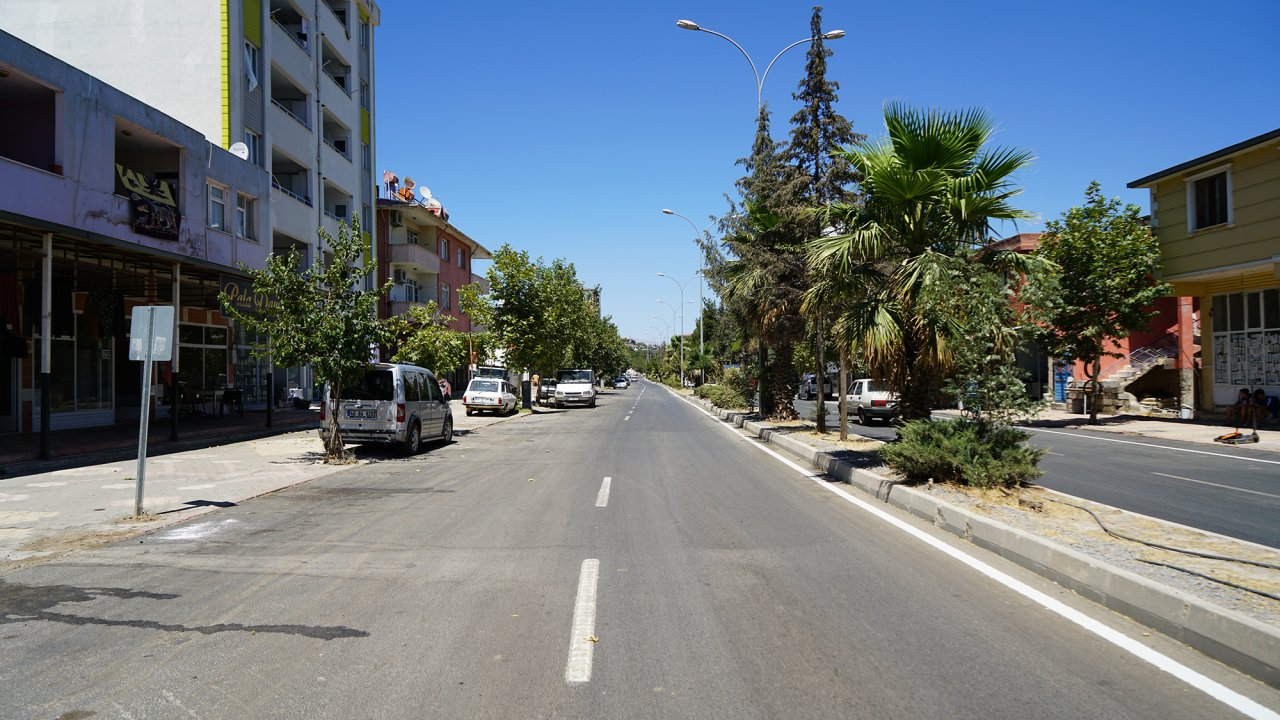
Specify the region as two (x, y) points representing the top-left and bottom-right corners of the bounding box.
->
(0, 406), (527, 573)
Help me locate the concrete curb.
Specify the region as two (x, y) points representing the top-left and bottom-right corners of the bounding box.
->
(682, 392), (1280, 688)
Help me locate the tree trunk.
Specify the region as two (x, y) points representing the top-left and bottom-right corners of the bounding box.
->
(324, 381), (347, 462)
(770, 343), (799, 421)
(758, 345), (773, 417)
(838, 348), (848, 442)
(815, 315), (827, 432)
(897, 332), (932, 421)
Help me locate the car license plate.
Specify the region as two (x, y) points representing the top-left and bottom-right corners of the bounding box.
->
(346, 409), (376, 419)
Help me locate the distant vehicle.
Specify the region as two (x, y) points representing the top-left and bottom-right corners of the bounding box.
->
(553, 368), (596, 408)
(463, 378), (518, 416)
(844, 379), (899, 424)
(537, 378), (557, 405)
(613, 376), (629, 389)
(798, 373), (833, 401)
(319, 363), (453, 454)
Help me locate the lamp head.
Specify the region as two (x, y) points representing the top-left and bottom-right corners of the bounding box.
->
(823, 29), (846, 39)
(657, 272), (667, 277)
(675, 19), (700, 31)
(661, 208), (674, 214)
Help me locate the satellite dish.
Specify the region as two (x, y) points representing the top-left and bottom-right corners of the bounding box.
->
(229, 142), (249, 160)
(403, 176), (415, 189)
(418, 185), (432, 201)
(426, 198), (442, 210)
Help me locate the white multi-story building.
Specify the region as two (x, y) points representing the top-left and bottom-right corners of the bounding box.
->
(3, 0), (382, 398)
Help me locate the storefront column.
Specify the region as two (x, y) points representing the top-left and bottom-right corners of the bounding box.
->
(39, 232), (51, 460)
(1177, 296), (1197, 413)
(169, 263), (181, 441)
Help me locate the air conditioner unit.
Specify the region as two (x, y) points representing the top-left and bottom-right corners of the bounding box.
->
(389, 210), (402, 227)
(393, 269), (408, 284)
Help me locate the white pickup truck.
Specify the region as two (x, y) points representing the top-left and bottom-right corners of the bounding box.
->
(552, 368), (596, 408)
(845, 378), (899, 424)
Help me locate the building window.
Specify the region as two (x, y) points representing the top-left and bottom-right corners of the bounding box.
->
(457, 247), (465, 269)
(361, 142), (370, 171)
(244, 41), (261, 92)
(360, 80), (370, 111)
(1211, 289), (1280, 394)
(236, 194), (256, 239)
(439, 237), (448, 258)
(179, 324), (230, 391)
(440, 282), (451, 310)
(243, 129), (262, 166)
(207, 183), (227, 231)
(1187, 167), (1231, 232)
(360, 19), (370, 49)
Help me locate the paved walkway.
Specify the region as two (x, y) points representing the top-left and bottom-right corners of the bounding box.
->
(0, 407), (529, 573)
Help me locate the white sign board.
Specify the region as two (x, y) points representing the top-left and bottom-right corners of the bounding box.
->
(128, 306), (174, 361)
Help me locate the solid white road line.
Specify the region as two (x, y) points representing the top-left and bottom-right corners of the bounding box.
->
(1151, 472), (1280, 500)
(565, 559), (600, 684)
(596, 477), (612, 507)
(666, 388), (1280, 720)
(1028, 426), (1280, 466)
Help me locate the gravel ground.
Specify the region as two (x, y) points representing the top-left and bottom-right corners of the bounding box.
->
(769, 421), (1280, 629)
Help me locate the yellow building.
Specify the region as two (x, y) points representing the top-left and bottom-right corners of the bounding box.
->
(1129, 128), (1280, 408)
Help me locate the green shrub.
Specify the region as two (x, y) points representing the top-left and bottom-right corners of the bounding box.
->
(880, 418), (1044, 488)
(694, 383), (748, 410)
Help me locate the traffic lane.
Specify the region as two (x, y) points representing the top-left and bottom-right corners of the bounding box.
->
(792, 398), (899, 441)
(0, 398), (635, 719)
(1026, 428), (1280, 548)
(592, 386), (1273, 719)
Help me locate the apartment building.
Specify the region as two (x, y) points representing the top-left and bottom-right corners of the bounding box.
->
(2, 0), (381, 398)
(0, 31), (270, 435)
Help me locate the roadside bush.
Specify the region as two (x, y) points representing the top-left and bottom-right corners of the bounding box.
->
(694, 383), (749, 410)
(880, 418), (1044, 488)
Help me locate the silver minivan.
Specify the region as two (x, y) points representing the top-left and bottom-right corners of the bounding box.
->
(319, 363), (453, 454)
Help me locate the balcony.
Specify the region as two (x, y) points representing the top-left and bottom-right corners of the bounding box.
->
(388, 242), (440, 274)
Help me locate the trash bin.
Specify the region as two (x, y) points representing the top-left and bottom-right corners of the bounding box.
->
(1180, 406), (1194, 420)
(1071, 397), (1084, 414)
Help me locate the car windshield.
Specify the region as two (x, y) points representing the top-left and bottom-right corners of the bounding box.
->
(469, 380), (499, 393)
(557, 370), (591, 383)
(337, 369), (394, 400)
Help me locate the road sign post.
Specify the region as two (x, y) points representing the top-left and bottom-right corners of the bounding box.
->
(129, 306), (174, 516)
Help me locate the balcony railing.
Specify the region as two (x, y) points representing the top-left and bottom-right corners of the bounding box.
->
(323, 137), (351, 161)
(322, 208), (349, 222)
(324, 71), (352, 96)
(270, 98), (311, 129)
(271, 179), (312, 207)
(323, 2), (350, 37)
(271, 16), (310, 53)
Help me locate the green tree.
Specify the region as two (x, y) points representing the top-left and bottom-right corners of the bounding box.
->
(387, 302), (469, 378)
(809, 103), (1035, 420)
(221, 217), (388, 462)
(1032, 182), (1171, 424)
(785, 5), (863, 431)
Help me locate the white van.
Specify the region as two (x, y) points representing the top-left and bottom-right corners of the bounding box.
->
(319, 363), (453, 454)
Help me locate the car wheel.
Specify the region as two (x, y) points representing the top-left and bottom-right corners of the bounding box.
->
(402, 421), (421, 455)
(857, 408), (867, 425)
(440, 418), (453, 444)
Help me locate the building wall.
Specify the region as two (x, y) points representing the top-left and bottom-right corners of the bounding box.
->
(0, 0), (225, 144)
(1150, 142), (1280, 280)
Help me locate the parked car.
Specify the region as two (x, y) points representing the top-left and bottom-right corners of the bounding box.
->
(553, 368), (596, 408)
(613, 376), (629, 389)
(319, 363), (453, 454)
(798, 373), (833, 400)
(844, 378), (899, 424)
(463, 378), (518, 416)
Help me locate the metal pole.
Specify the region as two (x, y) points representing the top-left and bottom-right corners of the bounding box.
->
(170, 263), (181, 441)
(134, 308), (155, 516)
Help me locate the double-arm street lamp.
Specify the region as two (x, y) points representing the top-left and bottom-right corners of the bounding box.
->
(675, 19), (845, 109)
(661, 209), (710, 359)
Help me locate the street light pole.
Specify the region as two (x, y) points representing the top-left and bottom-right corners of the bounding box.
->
(661, 210), (707, 359)
(675, 19), (845, 109)
(657, 297), (683, 387)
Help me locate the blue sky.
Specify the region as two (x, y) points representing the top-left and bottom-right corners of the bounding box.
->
(374, 1), (1279, 343)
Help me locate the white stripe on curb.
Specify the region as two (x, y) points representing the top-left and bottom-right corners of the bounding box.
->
(596, 477), (612, 507)
(666, 388), (1280, 720)
(565, 559), (600, 684)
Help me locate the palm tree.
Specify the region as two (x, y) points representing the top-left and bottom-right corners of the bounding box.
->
(808, 103), (1034, 420)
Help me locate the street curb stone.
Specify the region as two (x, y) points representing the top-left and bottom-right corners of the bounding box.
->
(681, 391), (1280, 688)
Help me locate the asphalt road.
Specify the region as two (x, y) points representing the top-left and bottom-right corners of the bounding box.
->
(793, 398), (1280, 548)
(1, 380), (1277, 718)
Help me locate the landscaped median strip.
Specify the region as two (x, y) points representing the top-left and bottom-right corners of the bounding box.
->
(668, 388), (1280, 694)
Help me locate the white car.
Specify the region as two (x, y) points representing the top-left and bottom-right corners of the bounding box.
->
(845, 379), (900, 424)
(463, 378), (518, 416)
